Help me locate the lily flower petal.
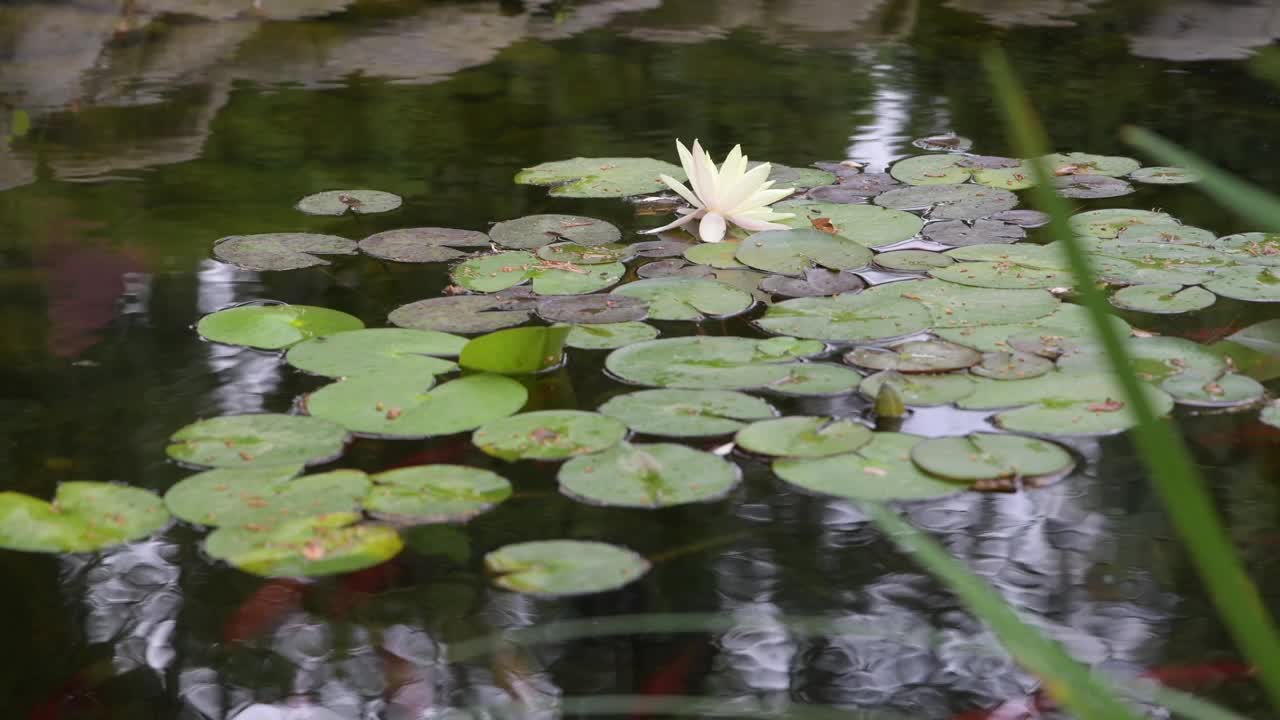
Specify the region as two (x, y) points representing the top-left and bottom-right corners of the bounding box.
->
(641, 210), (702, 235)
(653, 140), (796, 243)
(698, 212), (728, 244)
(660, 173), (703, 209)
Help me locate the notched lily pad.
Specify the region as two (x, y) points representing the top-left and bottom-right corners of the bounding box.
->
(0, 482), (169, 553)
(1204, 266), (1280, 302)
(1042, 152), (1140, 177)
(598, 389), (776, 438)
(205, 512), (403, 578)
(490, 214), (621, 249)
(537, 295), (648, 325)
(930, 261), (1075, 290)
(684, 241), (746, 269)
(286, 328), (466, 378)
(762, 362), (864, 397)
(366, 466), (512, 524)
(452, 251), (625, 295)
(611, 277), (754, 321)
(359, 227), (491, 264)
(561, 321), (659, 350)
(889, 154), (971, 185)
(484, 540), (650, 596)
(858, 370), (976, 406)
(166, 414), (349, 469)
(736, 229), (873, 275)
(734, 416), (872, 458)
(971, 351), (1053, 380)
(1109, 284), (1215, 314)
(306, 372), (527, 438)
(1118, 224), (1215, 246)
(605, 336), (823, 390)
(389, 295), (532, 335)
(875, 185), (1017, 221)
(989, 209), (1050, 228)
(1130, 166), (1199, 185)
(1212, 233), (1280, 266)
(197, 304), (364, 350)
(1162, 373), (1264, 408)
(834, 172), (902, 196)
(537, 242), (634, 265)
(774, 432), (966, 501)
(922, 220), (1026, 247)
(296, 189), (401, 216)
(774, 201), (923, 248)
(910, 433), (1074, 484)
(874, 279), (1060, 328)
(165, 466), (368, 528)
(760, 268), (866, 297)
(755, 292), (932, 343)
(847, 340), (981, 373)
(459, 326), (569, 375)
(874, 250), (955, 273)
(1053, 174), (1134, 199)
(213, 233), (357, 271)
(630, 234), (696, 258)
(913, 134), (973, 152)
(558, 443), (740, 507)
(473, 410), (628, 461)
(515, 157), (685, 198)
(1069, 209), (1175, 239)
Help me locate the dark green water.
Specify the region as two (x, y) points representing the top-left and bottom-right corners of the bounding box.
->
(3, 1), (1280, 717)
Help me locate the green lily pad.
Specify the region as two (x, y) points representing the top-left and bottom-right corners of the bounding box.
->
(166, 414), (349, 469)
(759, 268), (866, 297)
(874, 250), (954, 272)
(165, 466), (369, 528)
(934, 303), (1127, 353)
(1109, 284), (1215, 314)
(611, 277), (754, 321)
(451, 251), (624, 295)
(889, 154), (971, 185)
(1069, 209), (1176, 239)
(972, 161), (1037, 190)
(557, 443), (739, 508)
(296, 189), (402, 216)
(762, 362), (865, 397)
(859, 370), (976, 406)
(598, 389), (776, 438)
(1116, 224), (1215, 247)
(773, 201), (923, 248)
(944, 243), (1066, 269)
(561, 322), (659, 350)
(846, 340), (981, 373)
(365, 465), (511, 524)
(684, 241), (747, 269)
(472, 410), (628, 461)
(286, 328), (466, 378)
(0, 482), (169, 553)
(515, 157), (685, 198)
(1204, 266), (1280, 302)
(923, 220), (1026, 247)
(828, 172), (902, 197)
(1161, 373), (1264, 408)
(871, 279), (1060, 329)
(971, 351), (1054, 380)
(205, 512), (403, 578)
(735, 229), (873, 275)
(537, 295), (648, 325)
(761, 163), (837, 189)
(537, 242), (633, 265)
(359, 227), (491, 263)
(910, 433), (1074, 483)
(930, 261), (1075, 290)
(389, 295), (532, 335)
(459, 326), (569, 374)
(1261, 401), (1280, 429)
(754, 292), (932, 342)
(197, 304), (364, 350)
(734, 416), (872, 458)
(1087, 240), (1236, 286)
(1129, 166), (1199, 184)
(605, 336), (823, 390)
(957, 370), (1176, 435)
(774, 432), (966, 501)
(1212, 233), (1280, 266)
(213, 233), (357, 271)
(1042, 152), (1140, 177)
(912, 134), (972, 152)
(874, 185), (1017, 221)
(959, 371), (1132, 410)
(1057, 336), (1227, 382)
(1053, 174), (1134, 199)
(993, 392), (1175, 436)
(305, 372), (527, 438)
(484, 540), (650, 596)
(490, 214), (621, 249)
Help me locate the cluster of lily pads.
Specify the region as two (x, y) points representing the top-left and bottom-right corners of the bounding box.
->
(2, 135), (1277, 597)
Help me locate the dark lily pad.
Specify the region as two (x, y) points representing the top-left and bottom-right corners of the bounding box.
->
(774, 432), (966, 501)
(889, 154), (971, 185)
(760, 268), (866, 297)
(359, 227), (491, 264)
(734, 417), (872, 458)
(1053, 174), (1134, 199)
(847, 340), (981, 373)
(755, 292), (932, 343)
(913, 134), (973, 152)
(296, 189), (402, 216)
(1069, 209), (1175, 239)
(989, 209), (1050, 228)
(0, 482), (169, 553)
(1109, 284), (1215, 314)
(971, 351), (1054, 380)
(774, 201), (923, 248)
(922, 220), (1026, 247)
(736, 229), (873, 275)
(472, 410), (628, 461)
(515, 157), (684, 198)
(605, 336), (823, 390)
(197, 304), (364, 350)
(910, 433), (1074, 482)
(459, 326), (569, 374)
(558, 443), (740, 508)
(611, 277), (754, 321)
(389, 295), (532, 335)
(452, 251), (625, 295)
(1117, 224), (1216, 246)
(165, 466), (368, 528)
(1212, 233), (1280, 266)
(1204, 266), (1280, 302)
(490, 214), (621, 249)
(166, 414), (348, 469)
(365, 465), (511, 524)
(561, 322), (659, 350)
(1130, 166), (1199, 185)
(205, 512), (403, 578)
(762, 362), (865, 397)
(834, 172), (902, 196)
(874, 185), (1018, 221)
(630, 234), (696, 258)
(1161, 373), (1264, 408)
(286, 328), (466, 378)
(873, 250), (955, 273)
(636, 258), (703, 278)
(213, 233), (357, 271)
(537, 242), (634, 265)
(484, 540), (650, 596)
(806, 185), (873, 204)
(684, 241), (747, 269)
(598, 389), (776, 438)
(859, 370), (976, 406)
(305, 372), (527, 438)
(537, 295), (648, 325)
(1042, 152), (1140, 177)
(930, 261), (1075, 290)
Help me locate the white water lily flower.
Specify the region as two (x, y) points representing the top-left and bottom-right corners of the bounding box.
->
(643, 139), (796, 243)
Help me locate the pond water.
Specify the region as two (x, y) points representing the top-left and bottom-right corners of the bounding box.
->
(4, 1), (1280, 718)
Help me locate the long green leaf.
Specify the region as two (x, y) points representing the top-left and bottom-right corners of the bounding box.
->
(865, 501), (1142, 720)
(985, 48), (1280, 709)
(1124, 126), (1280, 230)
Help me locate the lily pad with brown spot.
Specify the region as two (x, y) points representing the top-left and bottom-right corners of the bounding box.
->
(598, 389), (776, 438)
(166, 414), (349, 469)
(734, 416), (872, 458)
(365, 465), (512, 525)
(165, 466), (369, 528)
(0, 482), (170, 553)
(205, 512), (403, 578)
(558, 443), (739, 508)
(472, 410), (628, 461)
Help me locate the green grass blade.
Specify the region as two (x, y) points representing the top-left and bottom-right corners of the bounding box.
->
(1124, 126), (1280, 230)
(864, 501), (1142, 720)
(985, 48), (1280, 710)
